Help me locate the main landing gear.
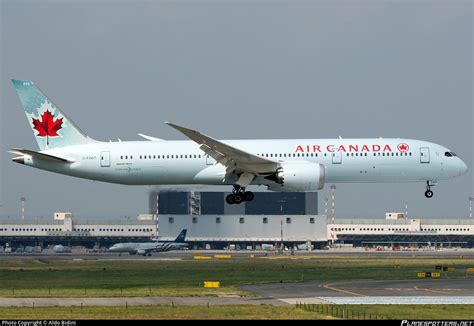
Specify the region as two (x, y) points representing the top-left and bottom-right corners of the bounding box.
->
(425, 181), (434, 198)
(226, 186), (254, 205)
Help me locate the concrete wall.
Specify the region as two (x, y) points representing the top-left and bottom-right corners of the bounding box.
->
(158, 214), (327, 242)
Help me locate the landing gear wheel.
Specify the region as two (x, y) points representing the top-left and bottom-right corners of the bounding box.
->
(234, 194), (243, 204)
(425, 181), (435, 199)
(226, 194), (235, 205)
(243, 191), (254, 202)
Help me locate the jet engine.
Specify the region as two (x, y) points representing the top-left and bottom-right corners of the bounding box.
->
(264, 162), (325, 191)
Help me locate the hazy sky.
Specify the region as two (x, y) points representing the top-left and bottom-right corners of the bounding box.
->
(1, 0), (472, 219)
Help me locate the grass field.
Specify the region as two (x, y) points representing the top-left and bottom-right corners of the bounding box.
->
(0, 255), (471, 297)
(0, 304), (471, 320)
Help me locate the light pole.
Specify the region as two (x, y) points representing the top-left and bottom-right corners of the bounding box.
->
(325, 197), (329, 224)
(276, 199), (285, 253)
(20, 197), (26, 220)
(330, 185), (336, 246)
(469, 196), (473, 219)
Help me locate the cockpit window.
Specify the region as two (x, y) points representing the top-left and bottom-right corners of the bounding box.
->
(445, 152), (452, 157)
(450, 152), (457, 157)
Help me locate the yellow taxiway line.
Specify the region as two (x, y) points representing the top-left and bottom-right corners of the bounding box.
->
(323, 283), (367, 297)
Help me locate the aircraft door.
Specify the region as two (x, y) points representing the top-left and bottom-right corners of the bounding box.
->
(100, 151), (111, 167)
(332, 151), (342, 164)
(420, 147), (430, 163)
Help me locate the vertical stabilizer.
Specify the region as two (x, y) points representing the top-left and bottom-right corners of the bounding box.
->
(175, 229), (187, 242)
(12, 80), (96, 150)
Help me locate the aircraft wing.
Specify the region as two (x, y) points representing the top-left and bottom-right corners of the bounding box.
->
(166, 123), (278, 181)
(135, 243), (161, 255)
(137, 133), (166, 141)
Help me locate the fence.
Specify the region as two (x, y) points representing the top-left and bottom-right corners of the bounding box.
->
(296, 302), (387, 320)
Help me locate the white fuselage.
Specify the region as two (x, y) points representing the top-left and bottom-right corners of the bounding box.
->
(109, 242), (188, 255)
(20, 138), (468, 188)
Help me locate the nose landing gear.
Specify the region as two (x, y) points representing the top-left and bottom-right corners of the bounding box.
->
(225, 185), (254, 205)
(425, 181), (435, 198)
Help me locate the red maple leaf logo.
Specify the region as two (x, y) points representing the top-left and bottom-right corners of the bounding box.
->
(398, 143), (409, 152)
(32, 110), (63, 145)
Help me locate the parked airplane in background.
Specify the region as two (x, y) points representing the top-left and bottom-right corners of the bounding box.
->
(11, 80), (468, 203)
(109, 229), (188, 256)
(53, 244), (71, 253)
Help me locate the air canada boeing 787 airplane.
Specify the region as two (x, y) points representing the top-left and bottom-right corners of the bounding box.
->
(10, 80), (468, 204)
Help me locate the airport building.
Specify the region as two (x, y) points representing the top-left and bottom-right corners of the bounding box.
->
(329, 213), (474, 248)
(151, 191), (326, 249)
(0, 191), (327, 250)
(0, 212), (157, 249)
(1, 192), (473, 250)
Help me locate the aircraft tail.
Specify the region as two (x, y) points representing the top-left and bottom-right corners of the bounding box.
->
(175, 229), (187, 242)
(12, 80), (96, 151)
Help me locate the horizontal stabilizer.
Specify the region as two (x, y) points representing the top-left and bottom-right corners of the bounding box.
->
(9, 148), (74, 163)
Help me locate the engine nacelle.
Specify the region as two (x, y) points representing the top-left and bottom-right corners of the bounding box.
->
(264, 162), (325, 192)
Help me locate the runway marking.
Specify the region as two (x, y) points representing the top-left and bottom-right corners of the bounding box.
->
(413, 285), (452, 295)
(323, 283), (367, 297)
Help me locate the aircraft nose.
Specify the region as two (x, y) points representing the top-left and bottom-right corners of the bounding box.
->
(459, 160), (468, 175)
